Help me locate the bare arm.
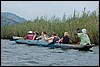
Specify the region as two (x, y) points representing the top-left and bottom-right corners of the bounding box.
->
(32, 34), (36, 40)
(45, 37), (53, 40)
(58, 38), (63, 43)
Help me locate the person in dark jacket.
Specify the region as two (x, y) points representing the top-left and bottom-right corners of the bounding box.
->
(46, 33), (60, 49)
(46, 33), (60, 43)
(58, 32), (72, 44)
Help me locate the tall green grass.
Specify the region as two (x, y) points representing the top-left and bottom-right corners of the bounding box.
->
(1, 8), (99, 44)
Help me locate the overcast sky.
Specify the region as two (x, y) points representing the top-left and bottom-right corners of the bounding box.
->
(1, 1), (99, 20)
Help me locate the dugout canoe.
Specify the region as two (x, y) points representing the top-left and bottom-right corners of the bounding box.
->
(15, 40), (95, 50)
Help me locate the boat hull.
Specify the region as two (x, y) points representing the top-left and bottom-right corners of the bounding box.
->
(10, 36), (23, 41)
(15, 40), (95, 50)
(60, 44), (94, 51)
(15, 39), (29, 44)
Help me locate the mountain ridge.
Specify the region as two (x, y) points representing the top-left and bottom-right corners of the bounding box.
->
(1, 12), (27, 26)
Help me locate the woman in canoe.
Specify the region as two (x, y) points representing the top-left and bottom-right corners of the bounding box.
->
(77, 28), (91, 45)
(46, 33), (60, 43)
(24, 31), (34, 40)
(58, 32), (72, 44)
(45, 33), (60, 49)
(36, 32), (49, 41)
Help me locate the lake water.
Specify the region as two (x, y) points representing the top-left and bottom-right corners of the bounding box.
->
(1, 39), (99, 66)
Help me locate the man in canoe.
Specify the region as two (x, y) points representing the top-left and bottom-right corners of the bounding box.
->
(77, 28), (91, 45)
(76, 28), (81, 45)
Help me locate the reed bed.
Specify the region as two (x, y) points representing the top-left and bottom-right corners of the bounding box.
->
(1, 8), (99, 44)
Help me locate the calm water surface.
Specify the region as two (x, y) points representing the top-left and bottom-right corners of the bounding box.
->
(1, 39), (99, 66)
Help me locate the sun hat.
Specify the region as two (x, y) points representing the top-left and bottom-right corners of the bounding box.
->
(81, 28), (86, 33)
(28, 31), (33, 34)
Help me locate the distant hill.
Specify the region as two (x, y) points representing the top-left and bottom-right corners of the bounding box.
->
(1, 12), (27, 26)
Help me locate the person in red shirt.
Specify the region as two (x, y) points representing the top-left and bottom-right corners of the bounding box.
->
(24, 31), (34, 40)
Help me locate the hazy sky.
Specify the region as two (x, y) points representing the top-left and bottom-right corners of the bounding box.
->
(1, 1), (99, 20)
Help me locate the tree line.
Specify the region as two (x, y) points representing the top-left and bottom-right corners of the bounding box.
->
(1, 7), (99, 45)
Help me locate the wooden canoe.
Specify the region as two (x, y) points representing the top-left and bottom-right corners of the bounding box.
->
(15, 40), (95, 50)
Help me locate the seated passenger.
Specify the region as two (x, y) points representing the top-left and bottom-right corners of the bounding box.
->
(58, 32), (72, 44)
(36, 32), (49, 41)
(77, 28), (91, 45)
(33, 31), (39, 40)
(24, 31), (34, 40)
(46, 33), (60, 43)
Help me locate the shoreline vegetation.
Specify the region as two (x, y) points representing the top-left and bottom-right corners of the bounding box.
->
(1, 7), (99, 45)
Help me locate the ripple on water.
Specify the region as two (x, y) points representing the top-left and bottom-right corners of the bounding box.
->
(1, 40), (99, 66)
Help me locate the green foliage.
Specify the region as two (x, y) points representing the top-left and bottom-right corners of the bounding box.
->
(1, 8), (99, 44)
